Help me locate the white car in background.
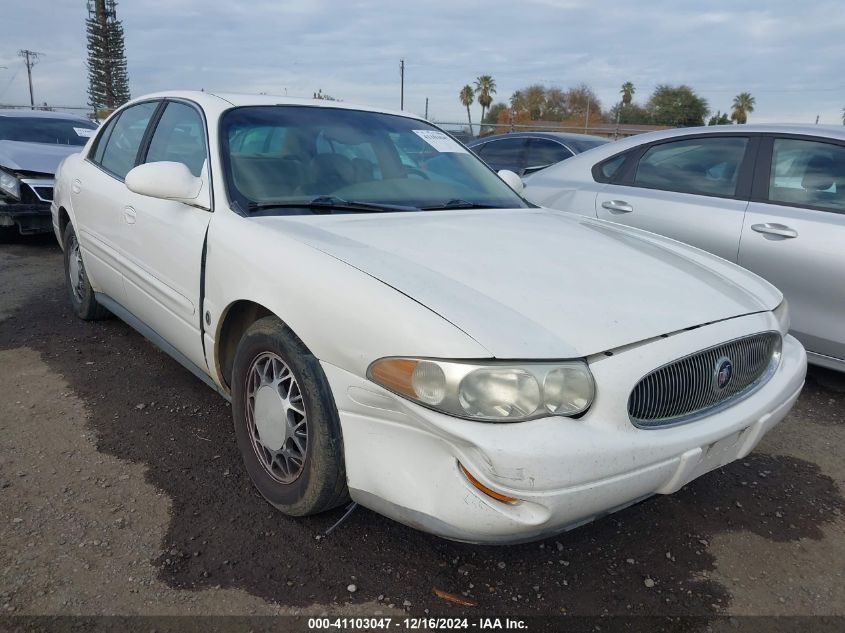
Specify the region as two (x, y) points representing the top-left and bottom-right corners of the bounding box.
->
(52, 92), (805, 543)
(524, 125), (845, 372)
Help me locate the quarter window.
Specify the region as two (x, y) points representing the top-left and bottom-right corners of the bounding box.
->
(145, 102), (207, 177)
(768, 138), (845, 212)
(96, 102), (159, 179)
(634, 137), (748, 197)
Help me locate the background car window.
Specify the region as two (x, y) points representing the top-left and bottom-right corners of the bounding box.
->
(477, 137), (528, 171)
(769, 138), (845, 212)
(525, 138), (573, 168)
(97, 102), (158, 179)
(0, 117), (96, 146)
(145, 102), (207, 177)
(634, 136), (748, 197)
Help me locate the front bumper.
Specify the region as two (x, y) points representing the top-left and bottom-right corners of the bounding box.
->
(323, 311), (807, 543)
(0, 201), (52, 235)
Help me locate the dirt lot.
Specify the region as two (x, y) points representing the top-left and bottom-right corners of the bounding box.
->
(1, 236), (843, 630)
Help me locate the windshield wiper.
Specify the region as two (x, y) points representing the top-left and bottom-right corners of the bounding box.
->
(247, 196), (419, 214)
(420, 199), (503, 210)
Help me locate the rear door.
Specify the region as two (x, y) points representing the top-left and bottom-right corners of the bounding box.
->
(739, 135), (845, 363)
(71, 100), (161, 302)
(595, 134), (755, 261)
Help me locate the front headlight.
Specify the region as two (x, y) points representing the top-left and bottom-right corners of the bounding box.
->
(773, 298), (790, 334)
(0, 168), (21, 200)
(368, 357), (595, 422)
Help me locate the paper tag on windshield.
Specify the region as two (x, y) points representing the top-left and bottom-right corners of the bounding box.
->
(412, 129), (467, 153)
(74, 127), (95, 138)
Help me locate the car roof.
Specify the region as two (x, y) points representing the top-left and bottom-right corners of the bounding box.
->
(127, 90), (426, 123)
(0, 108), (93, 123)
(468, 131), (609, 145)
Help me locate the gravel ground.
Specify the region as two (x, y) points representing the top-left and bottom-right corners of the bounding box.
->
(0, 236), (843, 629)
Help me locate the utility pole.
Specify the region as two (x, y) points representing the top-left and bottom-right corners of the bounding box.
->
(18, 50), (41, 109)
(424, 97), (428, 119)
(584, 98), (591, 133)
(399, 59), (404, 110)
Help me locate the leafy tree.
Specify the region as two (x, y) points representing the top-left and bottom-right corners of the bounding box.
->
(483, 102), (508, 125)
(522, 84), (546, 120)
(620, 81), (635, 106)
(708, 110), (732, 125)
(565, 84), (601, 120)
(86, 0), (130, 113)
(647, 84), (709, 126)
(510, 90), (525, 112)
(459, 85), (474, 131)
(607, 102), (650, 125)
(730, 92), (755, 124)
(474, 75), (497, 124)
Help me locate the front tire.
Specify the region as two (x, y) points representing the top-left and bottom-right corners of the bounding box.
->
(231, 316), (349, 516)
(63, 223), (109, 321)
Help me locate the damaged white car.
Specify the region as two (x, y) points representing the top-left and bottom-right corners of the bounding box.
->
(52, 92), (806, 543)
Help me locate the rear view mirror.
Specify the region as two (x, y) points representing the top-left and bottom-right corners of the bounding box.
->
(497, 169), (524, 195)
(125, 161), (207, 208)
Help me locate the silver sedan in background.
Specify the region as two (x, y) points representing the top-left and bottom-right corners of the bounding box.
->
(525, 125), (845, 372)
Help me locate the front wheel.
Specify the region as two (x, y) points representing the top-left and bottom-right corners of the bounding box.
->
(231, 316), (349, 516)
(63, 223), (109, 321)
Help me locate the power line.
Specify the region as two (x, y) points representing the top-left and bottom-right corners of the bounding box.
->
(17, 49), (43, 109)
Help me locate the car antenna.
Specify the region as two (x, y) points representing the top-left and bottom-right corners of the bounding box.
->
(323, 501), (359, 536)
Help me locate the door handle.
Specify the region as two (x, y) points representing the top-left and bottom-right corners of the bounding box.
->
(751, 223), (797, 239)
(71, 179), (81, 194)
(601, 200), (633, 213)
(123, 206), (137, 225)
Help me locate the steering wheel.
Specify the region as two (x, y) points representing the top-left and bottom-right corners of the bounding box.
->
(405, 167), (430, 180)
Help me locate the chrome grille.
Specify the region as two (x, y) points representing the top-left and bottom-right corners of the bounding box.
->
(628, 332), (782, 428)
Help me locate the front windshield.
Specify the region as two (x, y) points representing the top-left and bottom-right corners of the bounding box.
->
(220, 106), (528, 212)
(0, 117), (97, 146)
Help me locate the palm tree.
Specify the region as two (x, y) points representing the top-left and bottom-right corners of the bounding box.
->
(474, 75), (497, 124)
(731, 92), (756, 124)
(459, 85), (474, 133)
(620, 82), (635, 107)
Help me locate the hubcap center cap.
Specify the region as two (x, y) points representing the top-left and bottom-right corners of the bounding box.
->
(253, 385), (288, 451)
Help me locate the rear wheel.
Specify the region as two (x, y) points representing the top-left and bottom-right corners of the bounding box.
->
(63, 223), (109, 320)
(231, 316), (349, 515)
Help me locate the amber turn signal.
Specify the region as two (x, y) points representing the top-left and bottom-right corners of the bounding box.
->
(458, 463), (519, 504)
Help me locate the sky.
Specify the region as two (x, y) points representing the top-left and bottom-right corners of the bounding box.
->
(1, 0), (843, 125)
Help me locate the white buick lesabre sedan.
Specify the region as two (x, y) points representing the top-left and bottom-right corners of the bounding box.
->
(52, 92), (807, 543)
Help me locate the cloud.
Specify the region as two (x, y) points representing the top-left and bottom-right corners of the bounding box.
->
(1, 0), (843, 124)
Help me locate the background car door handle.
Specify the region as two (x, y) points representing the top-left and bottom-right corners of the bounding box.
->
(123, 206), (137, 225)
(601, 200), (633, 213)
(751, 223), (798, 239)
(71, 179), (81, 194)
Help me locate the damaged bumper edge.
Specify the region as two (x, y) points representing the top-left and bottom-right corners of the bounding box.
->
(0, 202), (53, 235)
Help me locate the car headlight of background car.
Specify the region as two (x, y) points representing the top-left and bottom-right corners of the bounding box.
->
(773, 299), (790, 334)
(368, 357), (595, 421)
(0, 168), (21, 200)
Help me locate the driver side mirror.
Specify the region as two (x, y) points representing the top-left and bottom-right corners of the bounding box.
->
(125, 161), (209, 209)
(497, 169), (524, 195)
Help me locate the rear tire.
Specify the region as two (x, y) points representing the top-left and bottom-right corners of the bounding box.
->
(63, 223), (109, 321)
(231, 316), (349, 516)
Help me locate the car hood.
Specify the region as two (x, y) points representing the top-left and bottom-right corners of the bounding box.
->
(0, 140), (82, 175)
(256, 208), (781, 358)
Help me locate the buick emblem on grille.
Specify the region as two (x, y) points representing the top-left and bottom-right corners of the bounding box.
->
(714, 356), (734, 391)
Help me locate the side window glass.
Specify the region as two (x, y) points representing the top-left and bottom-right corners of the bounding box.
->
(769, 138), (845, 212)
(98, 102), (158, 179)
(634, 137), (748, 197)
(477, 138), (527, 169)
(526, 139), (573, 168)
(91, 115), (120, 164)
(145, 102), (207, 177)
